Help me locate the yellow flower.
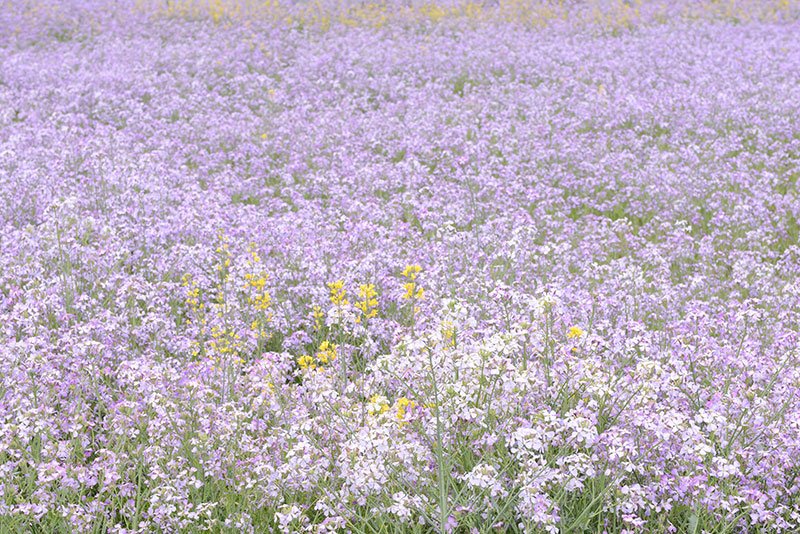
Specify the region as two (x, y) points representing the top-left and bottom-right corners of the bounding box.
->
(355, 283), (378, 322)
(315, 341), (337, 364)
(252, 291), (271, 311)
(567, 326), (586, 339)
(368, 394), (390, 415)
(402, 281), (424, 300)
(209, 326), (242, 357)
(401, 265), (424, 301)
(312, 305), (324, 330)
(244, 248), (271, 306)
(248, 245), (262, 264)
(441, 321), (456, 347)
(402, 264), (422, 280)
(327, 280), (349, 306)
(297, 355), (315, 370)
(396, 397), (416, 422)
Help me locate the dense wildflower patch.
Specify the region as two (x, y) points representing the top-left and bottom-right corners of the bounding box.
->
(1, 1), (800, 532)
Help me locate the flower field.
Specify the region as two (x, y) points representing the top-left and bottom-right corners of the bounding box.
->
(2, 1), (800, 532)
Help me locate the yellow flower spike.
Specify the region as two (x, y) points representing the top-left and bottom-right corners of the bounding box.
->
(297, 355), (315, 370)
(567, 326), (586, 339)
(247, 244), (262, 264)
(401, 265), (424, 302)
(402, 282), (415, 300)
(243, 250), (272, 319)
(395, 397), (416, 423)
(355, 283), (379, 321)
(312, 305), (324, 330)
(368, 394), (390, 416)
(315, 341), (337, 364)
(401, 264), (422, 280)
(327, 280), (349, 306)
(402, 282), (424, 301)
(441, 321), (457, 347)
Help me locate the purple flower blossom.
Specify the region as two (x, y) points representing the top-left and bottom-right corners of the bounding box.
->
(1, 1), (800, 532)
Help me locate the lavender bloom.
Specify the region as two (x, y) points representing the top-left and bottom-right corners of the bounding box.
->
(1, 1), (800, 532)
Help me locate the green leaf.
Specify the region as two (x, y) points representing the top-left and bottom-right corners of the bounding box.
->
(688, 512), (699, 534)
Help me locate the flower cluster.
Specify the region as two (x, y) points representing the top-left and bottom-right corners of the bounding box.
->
(401, 264), (425, 301)
(1, 3), (800, 533)
(355, 283), (378, 322)
(327, 280), (349, 307)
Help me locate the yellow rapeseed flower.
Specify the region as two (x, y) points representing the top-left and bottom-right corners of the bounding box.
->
(567, 326), (586, 339)
(315, 341), (337, 364)
(402, 281), (424, 300)
(327, 280), (349, 306)
(402, 264), (422, 280)
(368, 394), (390, 415)
(312, 304), (324, 330)
(441, 321), (456, 347)
(401, 265), (424, 301)
(396, 397), (416, 422)
(355, 283), (378, 322)
(297, 355), (315, 370)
